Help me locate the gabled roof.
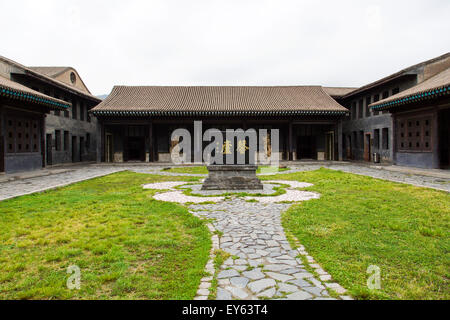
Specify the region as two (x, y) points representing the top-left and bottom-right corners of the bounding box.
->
(0, 55), (101, 103)
(29, 66), (93, 95)
(342, 52), (450, 99)
(28, 66), (71, 78)
(370, 67), (450, 111)
(91, 86), (348, 116)
(323, 87), (357, 98)
(0, 75), (71, 110)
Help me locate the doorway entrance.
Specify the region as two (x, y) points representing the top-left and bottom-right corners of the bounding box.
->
(325, 131), (334, 160)
(346, 135), (352, 159)
(106, 134), (113, 163)
(72, 136), (77, 163)
(124, 137), (145, 161)
(438, 108), (450, 168)
(364, 133), (371, 162)
(297, 136), (316, 159)
(80, 137), (85, 162)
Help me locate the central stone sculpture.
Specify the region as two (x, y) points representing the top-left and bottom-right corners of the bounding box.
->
(201, 165), (264, 190)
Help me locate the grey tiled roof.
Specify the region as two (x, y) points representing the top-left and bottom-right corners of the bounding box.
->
(0, 55), (100, 102)
(323, 87), (356, 97)
(92, 86), (348, 114)
(370, 67), (450, 110)
(342, 52), (450, 99)
(0, 75), (71, 109)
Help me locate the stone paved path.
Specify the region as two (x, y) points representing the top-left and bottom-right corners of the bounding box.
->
(0, 166), (123, 201)
(189, 199), (344, 300)
(287, 164), (450, 192)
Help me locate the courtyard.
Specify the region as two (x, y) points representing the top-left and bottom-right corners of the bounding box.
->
(0, 163), (448, 300)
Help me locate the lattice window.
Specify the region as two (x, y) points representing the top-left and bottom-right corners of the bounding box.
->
(423, 119), (432, 150)
(397, 117), (432, 152)
(16, 119), (24, 153)
(24, 120), (31, 152)
(5, 116), (38, 153)
(6, 118), (15, 153)
(32, 120), (39, 152)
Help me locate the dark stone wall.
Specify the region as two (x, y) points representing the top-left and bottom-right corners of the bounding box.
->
(9, 74), (99, 167)
(342, 114), (393, 161)
(395, 152), (434, 169)
(1, 103), (45, 173)
(45, 110), (98, 165)
(339, 75), (419, 163)
(4, 154), (42, 173)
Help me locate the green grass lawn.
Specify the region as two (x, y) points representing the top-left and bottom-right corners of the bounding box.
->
(164, 165), (289, 174)
(261, 168), (450, 300)
(0, 171), (210, 300)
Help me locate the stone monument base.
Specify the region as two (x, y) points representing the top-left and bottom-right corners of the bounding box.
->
(201, 165), (264, 190)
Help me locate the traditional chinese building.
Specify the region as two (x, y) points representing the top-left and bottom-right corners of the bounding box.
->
(91, 53), (450, 169)
(336, 53), (450, 166)
(370, 67), (450, 169)
(91, 86), (350, 163)
(0, 56), (101, 173)
(0, 74), (69, 172)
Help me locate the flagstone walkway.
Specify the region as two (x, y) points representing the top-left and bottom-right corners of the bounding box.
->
(189, 199), (349, 300)
(142, 179), (348, 300)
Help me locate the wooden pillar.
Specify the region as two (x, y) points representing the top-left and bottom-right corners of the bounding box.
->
(392, 113), (397, 165)
(40, 114), (46, 168)
(432, 108), (439, 169)
(148, 121), (154, 162)
(0, 106), (4, 172)
(288, 121), (293, 161)
(153, 123), (158, 162)
(100, 121), (105, 162)
(337, 120), (343, 161)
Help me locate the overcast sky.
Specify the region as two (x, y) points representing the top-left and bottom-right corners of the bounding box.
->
(1, 0), (449, 96)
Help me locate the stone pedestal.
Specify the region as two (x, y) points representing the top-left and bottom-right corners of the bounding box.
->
(201, 165), (264, 190)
